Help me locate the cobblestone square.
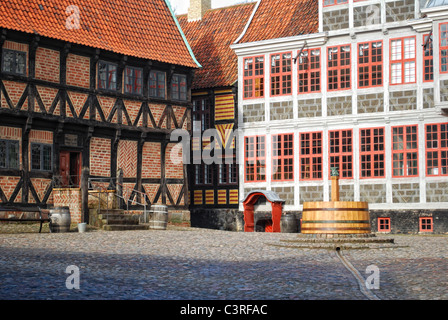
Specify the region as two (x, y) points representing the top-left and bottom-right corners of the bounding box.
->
(1, 225), (447, 301)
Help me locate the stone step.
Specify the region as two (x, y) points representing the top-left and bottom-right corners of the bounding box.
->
(103, 224), (149, 231)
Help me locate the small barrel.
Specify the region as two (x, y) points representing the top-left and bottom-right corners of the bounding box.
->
(49, 207), (71, 233)
(281, 214), (298, 233)
(149, 205), (168, 230)
(301, 201), (370, 234)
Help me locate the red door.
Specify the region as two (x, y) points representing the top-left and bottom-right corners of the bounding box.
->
(60, 151), (70, 187)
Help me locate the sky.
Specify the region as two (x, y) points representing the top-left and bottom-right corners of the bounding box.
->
(168, 0), (256, 14)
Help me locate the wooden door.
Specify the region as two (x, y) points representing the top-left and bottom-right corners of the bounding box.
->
(60, 151), (70, 187)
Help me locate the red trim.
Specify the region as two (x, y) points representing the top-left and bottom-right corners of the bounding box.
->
(243, 56), (265, 100)
(327, 45), (351, 91)
(244, 135), (266, 182)
(419, 217), (433, 232)
(425, 123), (448, 177)
(323, 0), (348, 7)
(378, 217), (391, 232)
(329, 129), (353, 179)
(392, 125), (419, 177)
(359, 127), (385, 179)
(440, 23), (448, 74)
(390, 36), (416, 85)
(270, 52), (292, 96)
(300, 131), (323, 181)
(358, 41), (383, 88)
(423, 34), (434, 82)
(272, 133), (294, 181)
(298, 48), (321, 94)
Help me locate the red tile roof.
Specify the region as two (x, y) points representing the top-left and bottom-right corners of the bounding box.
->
(0, 0), (199, 68)
(178, 3), (256, 89)
(236, 0), (319, 44)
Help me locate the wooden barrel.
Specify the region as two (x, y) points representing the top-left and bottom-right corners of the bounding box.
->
(149, 205), (168, 230)
(281, 214), (298, 233)
(301, 201), (370, 234)
(49, 207), (71, 233)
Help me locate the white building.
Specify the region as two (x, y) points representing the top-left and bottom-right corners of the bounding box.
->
(231, 0), (448, 233)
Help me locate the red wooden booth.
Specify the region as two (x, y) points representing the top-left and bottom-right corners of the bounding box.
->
(242, 190), (285, 232)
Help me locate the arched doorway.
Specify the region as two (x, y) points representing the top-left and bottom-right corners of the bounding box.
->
(242, 190), (284, 232)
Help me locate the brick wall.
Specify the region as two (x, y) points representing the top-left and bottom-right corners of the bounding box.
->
(67, 91), (89, 119)
(53, 188), (82, 223)
(90, 137), (111, 177)
(36, 86), (60, 115)
(165, 143), (184, 179)
(35, 47), (60, 83)
(66, 53), (90, 88)
(124, 100), (143, 127)
(1, 80), (27, 109)
(359, 183), (387, 203)
(299, 185), (324, 204)
(117, 140), (138, 178)
(29, 130), (53, 145)
(0, 176), (21, 203)
(142, 142), (161, 179)
(271, 186), (294, 205)
(29, 178), (53, 204)
(426, 182), (448, 203)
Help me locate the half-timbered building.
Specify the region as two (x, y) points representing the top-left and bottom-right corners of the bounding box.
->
(178, 0), (256, 230)
(231, 0), (448, 233)
(0, 0), (200, 225)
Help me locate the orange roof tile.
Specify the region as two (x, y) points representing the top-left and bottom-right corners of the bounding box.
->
(0, 0), (199, 68)
(237, 0), (319, 44)
(178, 3), (256, 90)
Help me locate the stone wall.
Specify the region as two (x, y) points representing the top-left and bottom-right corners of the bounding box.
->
(271, 186), (294, 205)
(190, 208), (242, 231)
(389, 90), (417, 111)
(327, 96), (352, 116)
(385, 0), (415, 23)
(298, 98), (322, 118)
(357, 93), (384, 114)
(270, 100), (293, 121)
(426, 182), (448, 203)
(359, 183), (387, 203)
(441, 80), (448, 102)
(354, 4), (381, 28)
(322, 9), (349, 32)
(243, 103), (265, 123)
(392, 183), (420, 203)
(299, 185), (324, 204)
(423, 88), (435, 109)
(329, 184), (354, 202)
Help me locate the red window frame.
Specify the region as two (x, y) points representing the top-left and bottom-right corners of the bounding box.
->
(423, 34), (434, 82)
(378, 217), (391, 232)
(300, 131), (323, 181)
(440, 23), (448, 74)
(327, 45), (351, 91)
(272, 133), (294, 181)
(425, 123), (448, 177)
(390, 36), (416, 85)
(244, 135), (266, 182)
(360, 127), (385, 179)
(329, 129), (353, 179)
(392, 125), (419, 177)
(298, 48), (321, 94)
(419, 217), (433, 232)
(358, 41), (383, 88)
(270, 52), (292, 96)
(323, 0), (348, 7)
(243, 56), (265, 100)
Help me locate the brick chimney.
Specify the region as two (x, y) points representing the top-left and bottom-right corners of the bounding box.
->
(188, 0), (211, 22)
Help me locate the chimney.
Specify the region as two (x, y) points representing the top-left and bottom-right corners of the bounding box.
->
(188, 0), (211, 22)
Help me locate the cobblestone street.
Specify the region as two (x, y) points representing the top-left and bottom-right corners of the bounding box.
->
(0, 225), (447, 302)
